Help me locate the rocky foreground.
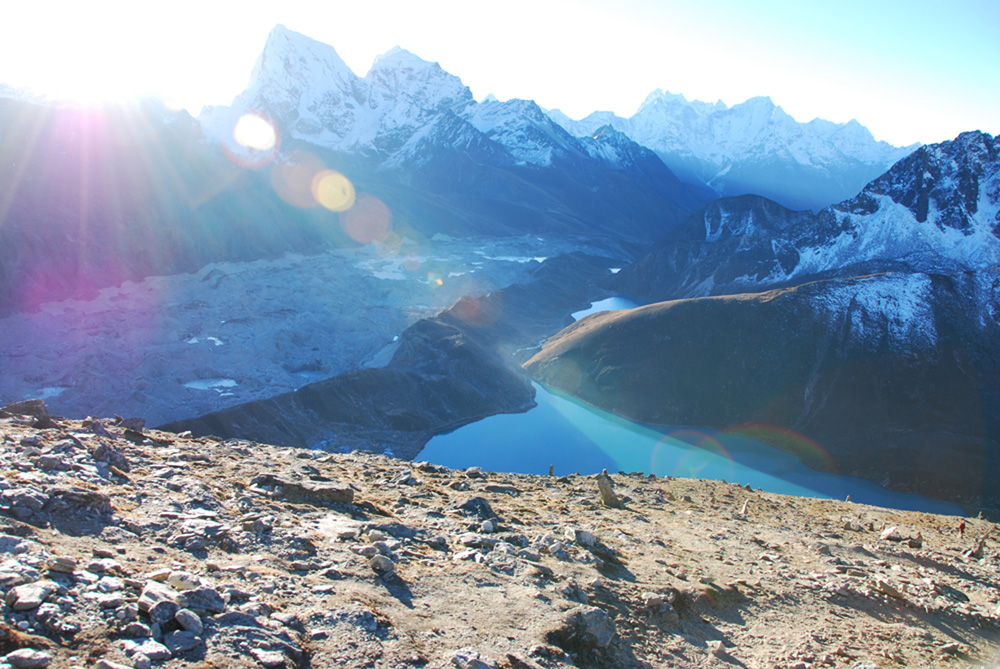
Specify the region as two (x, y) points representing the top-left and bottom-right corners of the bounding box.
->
(1, 400), (999, 669)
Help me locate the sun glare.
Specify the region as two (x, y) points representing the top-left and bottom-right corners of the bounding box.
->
(233, 114), (278, 151)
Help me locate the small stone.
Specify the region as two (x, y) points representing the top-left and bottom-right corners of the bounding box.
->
(123, 622), (152, 637)
(123, 639), (171, 661)
(36, 454), (69, 471)
(132, 654), (152, 669)
(270, 612), (299, 628)
(447, 496), (497, 521)
(550, 605), (616, 648)
(138, 581), (180, 613)
(480, 519), (496, 533)
(251, 648), (287, 668)
(145, 568), (171, 582)
(365, 529), (389, 542)
(250, 474), (354, 504)
(940, 642), (961, 655)
(45, 556), (77, 573)
(352, 544), (379, 558)
(148, 599), (181, 625)
(87, 558), (121, 573)
(174, 608), (203, 635)
(166, 571), (200, 591)
(642, 591), (675, 608)
(95, 660), (133, 669)
(369, 555), (394, 575)
(164, 630), (202, 654)
(451, 647), (499, 669)
(706, 640), (728, 659)
(879, 526), (902, 542)
(97, 593), (125, 608)
(465, 467), (483, 479)
(564, 527), (597, 547)
(458, 533), (497, 548)
(871, 578), (903, 599)
(179, 587), (226, 613)
(4, 649), (53, 668)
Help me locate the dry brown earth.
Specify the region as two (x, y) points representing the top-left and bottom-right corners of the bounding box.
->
(1, 400), (998, 669)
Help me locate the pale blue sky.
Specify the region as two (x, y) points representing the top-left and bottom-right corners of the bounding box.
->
(0, 0), (996, 146)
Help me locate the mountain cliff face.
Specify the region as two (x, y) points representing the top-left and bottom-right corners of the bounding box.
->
(549, 90), (918, 211)
(614, 131), (1000, 301)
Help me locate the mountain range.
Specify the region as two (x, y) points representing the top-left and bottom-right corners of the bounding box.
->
(1, 24), (996, 510)
(549, 90), (918, 211)
(528, 131), (1000, 507)
(613, 130), (999, 300)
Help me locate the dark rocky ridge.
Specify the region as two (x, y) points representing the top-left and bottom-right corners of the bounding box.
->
(525, 269), (1000, 509)
(160, 253), (618, 455)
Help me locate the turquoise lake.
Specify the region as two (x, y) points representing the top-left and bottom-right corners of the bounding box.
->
(420, 301), (965, 516)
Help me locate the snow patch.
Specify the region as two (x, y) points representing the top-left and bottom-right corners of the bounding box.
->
(812, 274), (938, 350)
(184, 378), (238, 391)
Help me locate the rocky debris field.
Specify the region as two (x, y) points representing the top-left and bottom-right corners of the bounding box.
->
(1, 399), (999, 669)
(0, 234), (596, 428)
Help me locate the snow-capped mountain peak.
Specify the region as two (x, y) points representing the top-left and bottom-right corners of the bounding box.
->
(201, 25), (478, 158)
(366, 46), (472, 116)
(637, 89), (727, 115)
(249, 24), (356, 100)
(549, 90), (919, 211)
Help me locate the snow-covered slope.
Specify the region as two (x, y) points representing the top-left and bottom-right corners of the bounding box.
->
(200, 25), (679, 176)
(615, 131), (1000, 300)
(200, 26), (474, 157)
(549, 90), (918, 211)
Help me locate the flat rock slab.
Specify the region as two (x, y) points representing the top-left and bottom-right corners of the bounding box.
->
(252, 474), (354, 504)
(6, 581), (58, 611)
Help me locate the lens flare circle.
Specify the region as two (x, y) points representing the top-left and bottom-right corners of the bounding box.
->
(341, 194), (392, 244)
(271, 150), (326, 209)
(650, 429), (733, 479)
(312, 170), (356, 212)
(723, 424), (837, 472)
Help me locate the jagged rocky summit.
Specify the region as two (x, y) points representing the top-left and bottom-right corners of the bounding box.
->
(1, 398), (998, 668)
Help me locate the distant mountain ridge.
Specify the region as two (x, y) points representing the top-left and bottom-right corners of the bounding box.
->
(614, 130), (1000, 301)
(548, 90), (918, 211)
(199, 24), (710, 243)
